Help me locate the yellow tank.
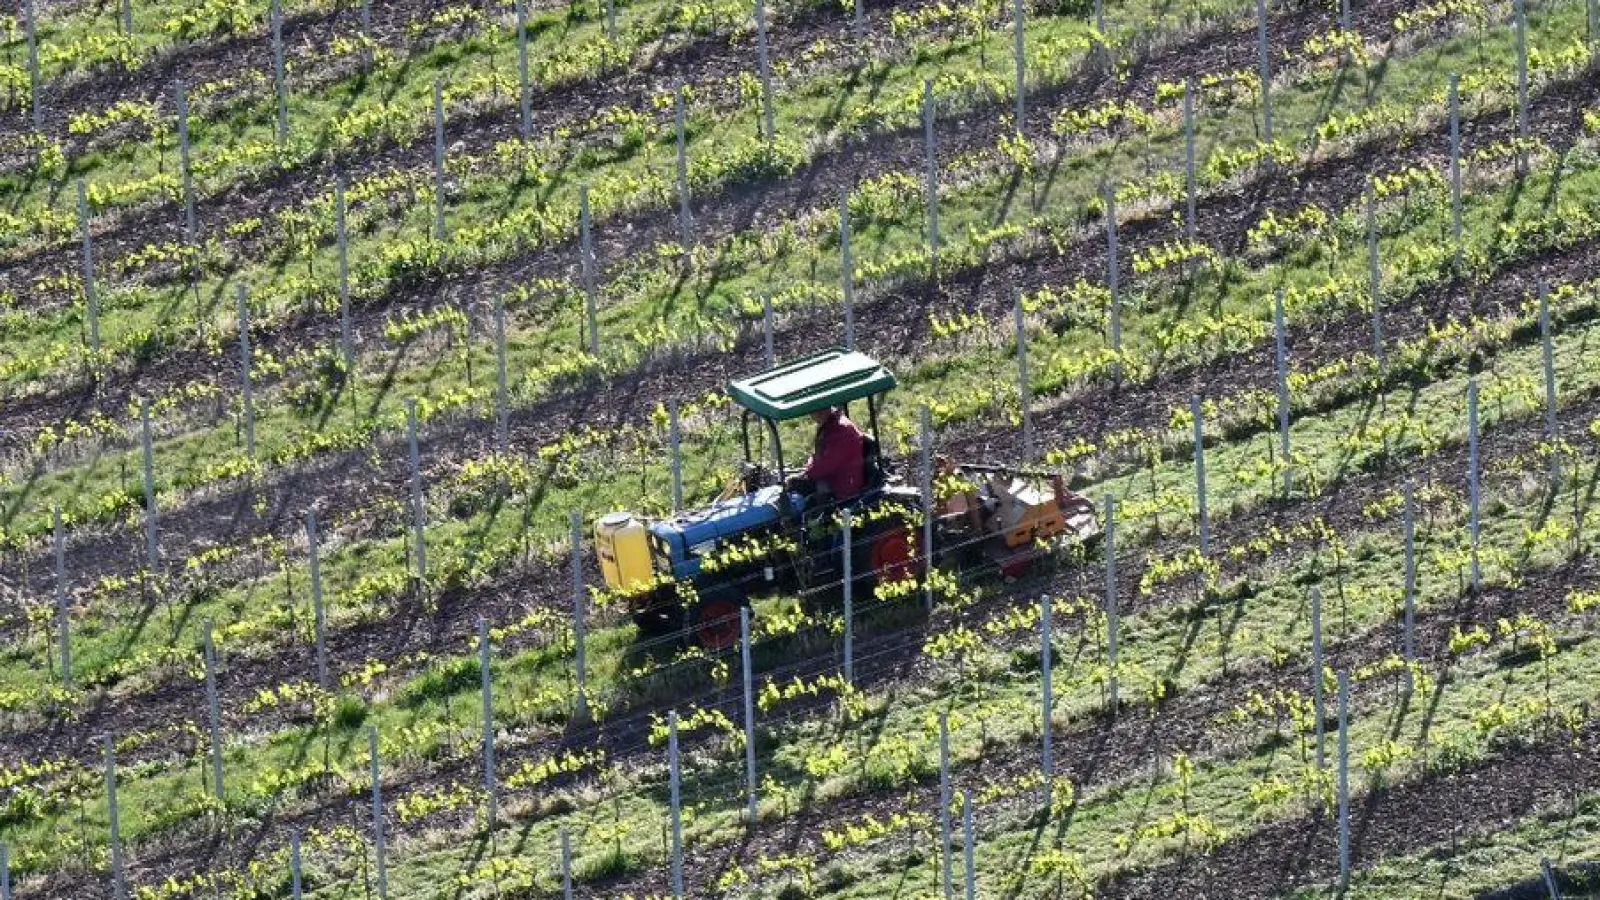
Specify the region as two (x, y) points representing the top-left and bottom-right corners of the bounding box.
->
(594, 512), (655, 592)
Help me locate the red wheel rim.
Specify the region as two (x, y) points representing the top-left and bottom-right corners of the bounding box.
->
(695, 598), (741, 650)
(870, 526), (917, 583)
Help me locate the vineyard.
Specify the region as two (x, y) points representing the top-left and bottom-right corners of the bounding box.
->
(2, 0), (1600, 894)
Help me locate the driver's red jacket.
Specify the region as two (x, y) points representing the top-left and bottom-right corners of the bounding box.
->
(802, 411), (866, 498)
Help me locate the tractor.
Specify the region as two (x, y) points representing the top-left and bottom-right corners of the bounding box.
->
(593, 348), (1100, 649)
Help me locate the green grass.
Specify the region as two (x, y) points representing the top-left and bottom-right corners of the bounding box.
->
(6, 0), (1591, 551)
(6, 20), (1600, 738)
(5, 0), (1600, 894)
(6, 234), (1600, 878)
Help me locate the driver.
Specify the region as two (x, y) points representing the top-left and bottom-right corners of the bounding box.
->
(786, 406), (866, 501)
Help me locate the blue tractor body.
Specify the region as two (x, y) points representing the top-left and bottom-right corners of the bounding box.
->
(648, 485), (795, 583)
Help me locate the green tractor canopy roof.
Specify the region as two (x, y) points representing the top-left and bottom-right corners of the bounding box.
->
(727, 348), (897, 421)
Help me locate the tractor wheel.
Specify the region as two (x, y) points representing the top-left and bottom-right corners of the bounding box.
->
(867, 523), (919, 584)
(632, 605), (683, 637)
(687, 591), (744, 651)
(852, 515), (923, 597)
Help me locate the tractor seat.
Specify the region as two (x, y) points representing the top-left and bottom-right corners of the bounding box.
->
(862, 435), (886, 489)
